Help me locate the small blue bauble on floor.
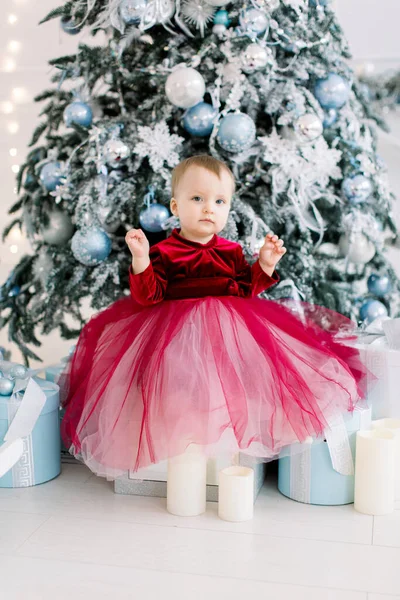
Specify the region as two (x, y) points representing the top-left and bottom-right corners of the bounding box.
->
(239, 8), (268, 35)
(214, 9), (230, 26)
(71, 227), (112, 266)
(342, 174), (372, 204)
(40, 162), (63, 192)
(61, 16), (81, 35)
(63, 101), (93, 128)
(323, 108), (338, 128)
(139, 203), (170, 233)
(119, 0), (147, 24)
(314, 74), (350, 109)
(367, 274), (391, 297)
(183, 102), (217, 137)
(0, 377), (15, 396)
(217, 112), (256, 153)
(360, 299), (388, 323)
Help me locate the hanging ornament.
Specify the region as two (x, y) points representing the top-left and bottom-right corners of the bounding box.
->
(120, 0), (148, 24)
(217, 113), (256, 153)
(9, 365), (28, 379)
(0, 376), (15, 396)
(8, 285), (20, 298)
(181, 0), (216, 36)
(183, 102), (217, 137)
(314, 74), (350, 110)
(367, 274), (391, 297)
(359, 299), (388, 324)
(103, 139), (130, 169)
(323, 108), (338, 128)
(41, 210), (74, 246)
(338, 233), (376, 264)
(213, 8), (230, 25)
(342, 175), (372, 204)
(165, 67), (206, 109)
(241, 43), (271, 73)
(140, 204), (170, 233)
(239, 8), (268, 36)
(71, 227), (112, 267)
(63, 101), (93, 128)
(60, 16), (81, 35)
(204, 0), (231, 6)
(294, 113), (323, 143)
(39, 162), (64, 192)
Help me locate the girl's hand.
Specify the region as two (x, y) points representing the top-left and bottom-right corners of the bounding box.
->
(125, 229), (150, 259)
(259, 233), (286, 272)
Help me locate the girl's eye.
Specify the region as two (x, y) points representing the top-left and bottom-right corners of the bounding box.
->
(216, 199), (225, 205)
(192, 196), (202, 202)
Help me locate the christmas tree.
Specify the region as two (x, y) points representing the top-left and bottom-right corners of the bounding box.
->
(1, 0), (399, 363)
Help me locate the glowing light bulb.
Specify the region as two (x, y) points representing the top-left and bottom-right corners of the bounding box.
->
(7, 121), (19, 134)
(3, 58), (17, 72)
(12, 87), (29, 103)
(0, 101), (14, 114)
(11, 164), (20, 173)
(9, 148), (17, 157)
(9, 245), (19, 254)
(7, 40), (21, 53)
(8, 14), (18, 25)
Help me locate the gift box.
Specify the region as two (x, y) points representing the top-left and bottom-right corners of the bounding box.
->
(0, 366), (61, 487)
(114, 453), (267, 503)
(278, 407), (372, 505)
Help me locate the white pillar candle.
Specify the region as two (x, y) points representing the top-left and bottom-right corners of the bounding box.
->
(372, 418), (400, 500)
(218, 466), (254, 522)
(354, 430), (396, 515)
(167, 445), (207, 517)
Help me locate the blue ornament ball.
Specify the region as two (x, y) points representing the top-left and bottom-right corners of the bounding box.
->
(8, 285), (20, 298)
(360, 299), (388, 324)
(239, 8), (268, 35)
(214, 9), (230, 26)
(0, 377), (15, 396)
(63, 101), (93, 128)
(71, 227), (112, 266)
(217, 112), (256, 153)
(323, 108), (338, 128)
(119, 0), (147, 24)
(40, 162), (64, 192)
(139, 203), (170, 233)
(367, 274), (391, 297)
(60, 16), (81, 35)
(183, 102), (217, 137)
(342, 174), (372, 204)
(314, 74), (350, 109)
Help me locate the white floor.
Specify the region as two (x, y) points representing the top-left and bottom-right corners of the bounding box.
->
(0, 462), (399, 600)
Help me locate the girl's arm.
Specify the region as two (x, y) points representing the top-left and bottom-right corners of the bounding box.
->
(129, 246), (168, 306)
(235, 244), (280, 298)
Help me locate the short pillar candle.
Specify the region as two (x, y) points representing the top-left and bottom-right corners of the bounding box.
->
(218, 466), (254, 522)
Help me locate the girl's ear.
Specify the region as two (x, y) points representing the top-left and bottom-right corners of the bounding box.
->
(170, 197), (178, 216)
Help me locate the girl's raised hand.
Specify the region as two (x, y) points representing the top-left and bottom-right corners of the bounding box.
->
(125, 229), (150, 259)
(259, 233), (286, 269)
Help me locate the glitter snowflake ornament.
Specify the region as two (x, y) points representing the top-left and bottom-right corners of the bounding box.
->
(182, 0), (216, 36)
(134, 121), (184, 171)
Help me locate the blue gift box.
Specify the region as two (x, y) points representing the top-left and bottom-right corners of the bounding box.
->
(278, 408), (372, 505)
(0, 376), (61, 487)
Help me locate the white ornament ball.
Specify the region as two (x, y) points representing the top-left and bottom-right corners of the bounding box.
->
(41, 210), (74, 245)
(294, 113), (323, 142)
(339, 233), (376, 264)
(239, 8), (268, 35)
(213, 24), (227, 35)
(165, 67), (206, 109)
(241, 43), (271, 73)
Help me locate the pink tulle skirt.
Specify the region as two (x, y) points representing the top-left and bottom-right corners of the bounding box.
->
(60, 295), (367, 479)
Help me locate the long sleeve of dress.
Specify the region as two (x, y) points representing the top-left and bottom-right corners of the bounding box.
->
(235, 244), (280, 298)
(129, 246), (168, 306)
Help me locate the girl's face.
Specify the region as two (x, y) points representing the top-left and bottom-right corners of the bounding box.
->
(170, 166), (233, 241)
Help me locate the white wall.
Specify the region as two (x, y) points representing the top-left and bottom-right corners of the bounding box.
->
(0, 0), (399, 367)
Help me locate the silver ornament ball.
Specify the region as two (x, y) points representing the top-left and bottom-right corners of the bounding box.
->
(241, 43), (271, 73)
(41, 210), (74, 245)
(239, 8), (269, 35)
(339, 233), (376, 264)
(120, 0), (148, 24)
(71, 226), (112, 267)
(104, 139), (130, 169)
(0, 377), (15, 396)
(294, 113), (323, 142)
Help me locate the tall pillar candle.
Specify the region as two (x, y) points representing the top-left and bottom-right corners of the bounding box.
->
(167, 445), (207, 516)
(354, 430), (396, 515)
(372, 418), (400, 499)
(218, 466), (254, 522)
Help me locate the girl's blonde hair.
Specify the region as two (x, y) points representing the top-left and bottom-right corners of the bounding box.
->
(171, 155), (235, 196)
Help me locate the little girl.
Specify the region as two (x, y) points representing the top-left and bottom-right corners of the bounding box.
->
(61, 155), (366, 479)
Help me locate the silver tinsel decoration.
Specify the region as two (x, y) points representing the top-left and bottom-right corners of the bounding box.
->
(181, 0), (215, 36)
